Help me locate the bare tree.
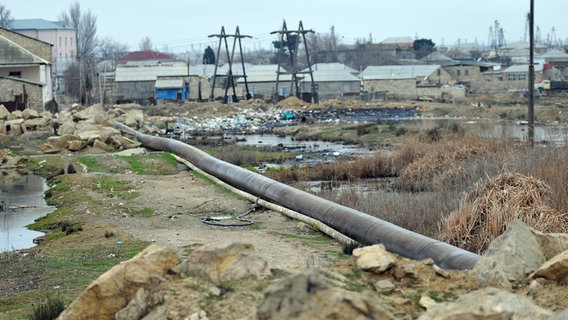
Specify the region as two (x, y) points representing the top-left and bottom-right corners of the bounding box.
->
(58, 1), (98, 60)
(0, 4), (14, 29)
(98, 37), (129, 60)
(59, 1), (98, 104)
(307, 26), (341, 63)
(139, 37), (153, 51)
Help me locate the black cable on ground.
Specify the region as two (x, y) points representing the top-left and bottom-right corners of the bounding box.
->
(201, 198), (262, 227)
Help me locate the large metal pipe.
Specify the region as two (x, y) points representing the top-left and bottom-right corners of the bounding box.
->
(115, 122), (480, 269)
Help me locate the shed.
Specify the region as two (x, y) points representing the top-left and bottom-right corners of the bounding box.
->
(155, 78), (189, 102)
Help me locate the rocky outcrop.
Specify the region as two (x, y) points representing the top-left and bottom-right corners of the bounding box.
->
(256, 269), (395, 320)
(418, 287), (552, 320)
(0, 104), (147, 153)
(57, 244), (180, 320)
(474, 220), (546, 290)
(173, 242), (270, 284)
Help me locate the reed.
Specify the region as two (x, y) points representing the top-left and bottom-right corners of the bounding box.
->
(272, 129), (568, 253)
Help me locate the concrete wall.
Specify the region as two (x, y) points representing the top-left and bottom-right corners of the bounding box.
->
(0, 78), (43, 110)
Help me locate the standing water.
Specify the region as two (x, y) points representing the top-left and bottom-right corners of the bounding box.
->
(0, 174), (55, 252)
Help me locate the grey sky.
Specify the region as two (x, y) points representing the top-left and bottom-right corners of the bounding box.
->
(3, 0), (567, 53)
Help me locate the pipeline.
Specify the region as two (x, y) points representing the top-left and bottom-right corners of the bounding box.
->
(115, 122), (480, 269)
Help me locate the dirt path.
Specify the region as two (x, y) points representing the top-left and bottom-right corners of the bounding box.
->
(89, 171), (344, 270)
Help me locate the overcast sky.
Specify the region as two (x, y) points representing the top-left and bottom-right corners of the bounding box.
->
(3, 0), (567, 53)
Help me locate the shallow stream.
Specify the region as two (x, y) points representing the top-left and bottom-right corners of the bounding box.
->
(0, 174), (54, 252)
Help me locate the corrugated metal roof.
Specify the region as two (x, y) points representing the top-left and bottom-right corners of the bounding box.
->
(12, 19), (74, 30)
(155, 79), (184, 89)
(237, 64), (291, 83)
(188, 64), (228, 77)
(360, 65), (441, 80)
(503, 64), (544, 73)
(115, 61), (188, 82)
(117, 51), (174, 62)
(539, 49), (568, 59)
(301, 63), (360, 82)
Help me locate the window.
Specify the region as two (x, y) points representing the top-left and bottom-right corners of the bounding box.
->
(59, 37), (62, 47)
(437, 69), (441, 76)
(508, 74), (516, 81)
(9, 71), (21, 78)
(519, 75), (526, 80)
(456, 70), (461, 76)
(65, 37), (68, 47)
(465, 70), (469, 76)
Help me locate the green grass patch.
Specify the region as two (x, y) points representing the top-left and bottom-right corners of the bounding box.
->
(129, 207), (155, 217)
(118, 152), (178, 175)
(77, 156), (106, 172)
(0, 241), (148, 318)
(94, 178), (139, 200)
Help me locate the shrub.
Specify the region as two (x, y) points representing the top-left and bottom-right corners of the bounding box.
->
(30, 294), (66, 320)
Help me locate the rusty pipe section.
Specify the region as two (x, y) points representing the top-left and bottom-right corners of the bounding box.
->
(115, 123), (480, 269)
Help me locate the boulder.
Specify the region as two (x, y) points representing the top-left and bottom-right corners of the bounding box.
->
(67, 140), (85, 151)
(116, 147), (147, 156)
(57, 244), (180, 320)
(474, 220), (545, 289)
(0, 104), (10, 119)
(352, 244), (395, 274)
(530, 249), (568, 283)
(418, 287), (552, 320)
(24, 117), (50, 129)
(173, 242), (270, 283)
(256, 269), (395, 320)
(22, 108), (40, 120)
(550, 307), (568, 320)
(531, 229), (568, 260)
(124, 109), (145, 129)
(74, 104), (104, 121)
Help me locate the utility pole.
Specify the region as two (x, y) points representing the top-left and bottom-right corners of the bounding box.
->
(208, 26), (252, 103)
(271, 20), (318, 104)
(528, 0), (535, 146)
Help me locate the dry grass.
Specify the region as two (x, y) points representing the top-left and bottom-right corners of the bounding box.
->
(439, 172), (568, 254)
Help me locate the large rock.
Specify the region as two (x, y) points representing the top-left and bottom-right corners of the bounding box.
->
(418, 287), (552, 320)
(0, 104), (9, 119)
(124, 109), (145, 129)
(531, 229), (568, 260)
(474, 220), (545, 289)
(256, 269), (395, 320)
(22, 108), (40, 120)
(174, 242), (270, 283)
(352, 244), (395, 274)
(530, 249), (568, 283)
(57, 244), (180, 320)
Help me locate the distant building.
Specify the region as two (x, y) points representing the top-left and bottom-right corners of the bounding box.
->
(11, 19), (76, 92)
(360, 64), (464, 100)
(236, 64), (291, 100)
(0, 28), (54, 111)
(114, 51), (189, 104)
(300, 63), (360, 101)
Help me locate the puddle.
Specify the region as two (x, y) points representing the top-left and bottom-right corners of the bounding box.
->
(0, 174), (55, 252)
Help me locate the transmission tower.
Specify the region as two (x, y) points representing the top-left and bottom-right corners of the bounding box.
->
(208, 26), (252, 103)
(271, 20), (318, 103)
